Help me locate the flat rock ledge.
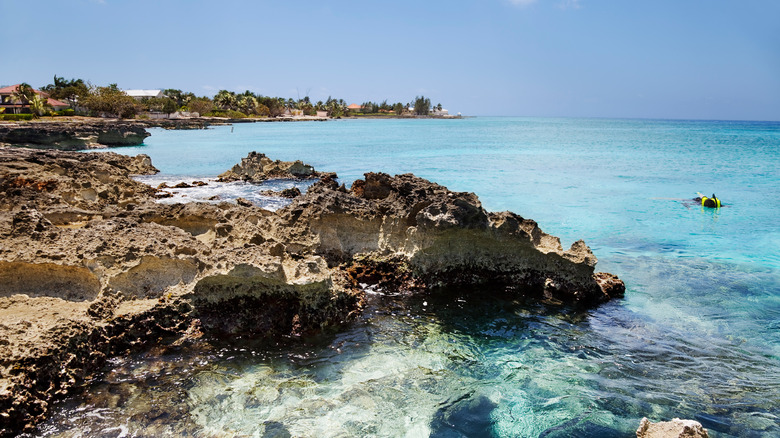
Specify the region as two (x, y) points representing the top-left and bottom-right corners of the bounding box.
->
(0, 120), (151, 150)
(0, 148), (623, 436)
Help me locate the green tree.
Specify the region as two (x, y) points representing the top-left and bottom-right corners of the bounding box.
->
(82, 84), (140, 118)
(255, 103), (271, 117)
(326, 98), (346, 118)
(213, 90), (238, 111)
(413, 96), (431, 116)
(163, 89), (195, 108)
(393, 102), (404, 115)
(42, 76), (89, 109)
(257, 96), (284, 117)
(145, 97), (178, 116)
(298, 100), (315, 116)
(237, 95), (258, 115)
(187, 97), (214, 116)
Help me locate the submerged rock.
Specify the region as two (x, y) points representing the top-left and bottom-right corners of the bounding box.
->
(0, 148), (622, 436)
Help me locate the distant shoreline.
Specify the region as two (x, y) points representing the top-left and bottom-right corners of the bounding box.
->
(0, 115), (464, 150)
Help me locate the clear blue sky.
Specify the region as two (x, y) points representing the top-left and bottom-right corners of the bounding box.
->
(2, 0), (778, 120)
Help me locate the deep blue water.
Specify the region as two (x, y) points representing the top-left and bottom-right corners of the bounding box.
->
(41, 118), (780, 437)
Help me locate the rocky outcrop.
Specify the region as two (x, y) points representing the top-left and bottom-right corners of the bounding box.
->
(275, 172), (624, 303)
(637, 418), (710, 438)
(218, 151), (331, 182)
(0, 148), (622, 436)
(0, 147), (360, 436)
(260, 187), (302, 198)
(0, 120), (151, 149)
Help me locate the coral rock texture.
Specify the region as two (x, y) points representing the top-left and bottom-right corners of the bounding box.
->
(0, 147), (622, 436)
(218, 151), (323, 182)
(636, 417), (710, 438)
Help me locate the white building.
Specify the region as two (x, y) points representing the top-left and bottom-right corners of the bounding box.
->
(124, 89), (164, 100)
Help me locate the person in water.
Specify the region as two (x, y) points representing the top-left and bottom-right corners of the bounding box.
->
(695, 192), (721, 208)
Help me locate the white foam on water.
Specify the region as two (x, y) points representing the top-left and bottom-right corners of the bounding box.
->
(133, 175), (316, 211)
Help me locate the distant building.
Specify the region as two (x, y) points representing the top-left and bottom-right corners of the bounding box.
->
(0, 84), (70, 113)
(432, 108), (449, 116)
(124, 89), (164, 100)
(347, 103), (363, 112)
(316, 110), (328, 118)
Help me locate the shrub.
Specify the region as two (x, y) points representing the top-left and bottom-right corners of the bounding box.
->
(204, 109), (247, 119)
(225, 110), (247, 119)
(187, 97), (214, 116)
(54, 109), (76, 117)
(0, 114), (34, 121)
(255, 104), (270, 117)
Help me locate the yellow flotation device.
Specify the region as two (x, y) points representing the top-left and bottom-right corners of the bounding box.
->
(700, 194), (721, 208)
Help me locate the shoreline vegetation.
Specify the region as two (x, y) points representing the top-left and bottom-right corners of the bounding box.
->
(1, 76), (461, 122)
(0, 76), (460, 148)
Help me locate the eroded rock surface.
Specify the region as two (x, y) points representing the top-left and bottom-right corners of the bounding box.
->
(276, 171), (623, 303)
(636, 417), (710, 438)
(218, 151), (330, 182)
(0, 120), (150, 149)
(0, 147), (622, 436)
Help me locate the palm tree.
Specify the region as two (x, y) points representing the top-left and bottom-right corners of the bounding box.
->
(213, 90), (237, 111)
(8, 83), (36, 114)
(29, 95), (52, 117)
(237, 95), (257, 115)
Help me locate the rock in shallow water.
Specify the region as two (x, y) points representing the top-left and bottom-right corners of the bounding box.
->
(636, 417), (710, 438)
(0, 148), (623, 436)
(218, 151), (322, 182)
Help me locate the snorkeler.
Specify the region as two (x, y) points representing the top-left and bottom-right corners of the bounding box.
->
(695, 192), (721, 208)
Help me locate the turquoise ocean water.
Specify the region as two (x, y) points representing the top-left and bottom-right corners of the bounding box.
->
(39, 118), (780, 437)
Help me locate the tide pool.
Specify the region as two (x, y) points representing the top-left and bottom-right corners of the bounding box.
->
(39, 117), (780, 437)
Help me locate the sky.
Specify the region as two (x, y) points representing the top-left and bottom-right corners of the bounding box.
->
(1, 0), (778, 120)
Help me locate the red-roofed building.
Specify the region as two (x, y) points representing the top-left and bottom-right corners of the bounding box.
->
(347, 103), (363, 111)
(0, 84), (70, 114)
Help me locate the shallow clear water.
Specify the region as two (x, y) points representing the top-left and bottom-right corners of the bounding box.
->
(41, 118), (780, 436)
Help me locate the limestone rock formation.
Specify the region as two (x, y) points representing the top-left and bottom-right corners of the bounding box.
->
(0, 120), (150, 149)
(260, 187), (302, 198)
(0, 147), (622, 435)
(637, 417), (710, 438)
(276, 172), (624, 303)
(218, 151), (324, 182)
(0, 147), (361, 436)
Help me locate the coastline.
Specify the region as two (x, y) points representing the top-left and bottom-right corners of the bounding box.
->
(0, 147), (621, 436)
(0, 115), (461, 150)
